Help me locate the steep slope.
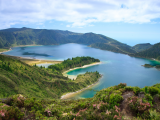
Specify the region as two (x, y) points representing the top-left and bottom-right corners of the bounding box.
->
(0, 55), (101, 99)
(90, 42), (136, 54)
(132, 43), (153, 52)
(132, 42), (160, 59)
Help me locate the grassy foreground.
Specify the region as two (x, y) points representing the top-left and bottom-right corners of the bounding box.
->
(1, 83), (160, 119)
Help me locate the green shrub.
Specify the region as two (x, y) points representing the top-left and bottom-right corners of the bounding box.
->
(145, 94), (153, 102)
(129, 96), (151, 115)
(109, 93), (123, 108)
(149, 110), (160, 120)
(149, 87), (159, 96)
(133, 86), (141, 95)
(144, 86), (149, 94)
(115, 83), (127, 90)
(0, 106), (24, 120)
(124, 86), (134, 91)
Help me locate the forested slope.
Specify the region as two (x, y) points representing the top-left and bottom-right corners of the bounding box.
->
(132, 43), (153, 52)
(132, 42), (160, 60)
(90, 43), (136, 54)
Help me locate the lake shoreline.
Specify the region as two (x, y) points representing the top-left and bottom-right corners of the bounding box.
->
(61, 74), (103, 99)
(62, 62), (102, 79)
(0, 54), (62, 65)
(0, 48), (12, 54)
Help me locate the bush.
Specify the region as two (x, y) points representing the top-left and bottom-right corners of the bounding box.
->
(145, 94), (153, 102)
(115, 83), (126, 89)
(144, 86), (149, 94)
(149, 110), (160, 120)
(149, 87), (159, 96)
(133, 87), (141, 95)
(128, 96), (151, 114)
(124, 86), (134, 91)
(109, 93), (123, 108)
(0, 106), (24, 120)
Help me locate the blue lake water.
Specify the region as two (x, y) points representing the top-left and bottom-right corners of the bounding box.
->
(4, 43), (160, 99)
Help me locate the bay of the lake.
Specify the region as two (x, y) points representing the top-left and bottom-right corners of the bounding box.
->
(4, 43), (160, 99)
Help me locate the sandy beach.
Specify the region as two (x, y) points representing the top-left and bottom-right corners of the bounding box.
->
(62, 62), (102, 79)
(61, 74), (103, 99)
(1, 54), (62, 65)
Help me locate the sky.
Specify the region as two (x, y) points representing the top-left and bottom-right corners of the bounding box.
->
(0, 0), (160, 46)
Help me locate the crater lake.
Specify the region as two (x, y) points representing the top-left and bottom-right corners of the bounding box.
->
(4, 43), (160, 99)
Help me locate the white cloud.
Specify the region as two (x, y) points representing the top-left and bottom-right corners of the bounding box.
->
(66, 25), (70, 27)
(0, 0), (160, 29)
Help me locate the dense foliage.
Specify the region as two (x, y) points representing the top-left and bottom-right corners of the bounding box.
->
(90, 43), (136, 54)
(0, 55), (101, 99)
(132, 43), (152, 52)
(132, 43), (160, 59)
(48, 56), (100, 73)
(1, 83), (160, 119)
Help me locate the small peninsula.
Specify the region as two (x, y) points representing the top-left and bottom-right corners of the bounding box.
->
(142, 64), (160, 69)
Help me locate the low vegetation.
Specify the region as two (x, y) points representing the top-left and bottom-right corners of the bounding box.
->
(1, 83), (160, 119)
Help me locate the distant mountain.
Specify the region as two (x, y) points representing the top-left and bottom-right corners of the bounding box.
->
(0, 27), (137, 54)
(132, 43), (153, 52)
(0, 27), (118, 47)
(132, 42), (160, 60)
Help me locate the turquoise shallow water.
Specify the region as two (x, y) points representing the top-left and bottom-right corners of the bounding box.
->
(4, 43), (160, 99)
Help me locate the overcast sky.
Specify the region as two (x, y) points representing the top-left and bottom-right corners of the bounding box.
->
(0, 0), (160, 45)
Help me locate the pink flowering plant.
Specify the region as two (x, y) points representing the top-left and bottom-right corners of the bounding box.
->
(128, 96), (151, 114)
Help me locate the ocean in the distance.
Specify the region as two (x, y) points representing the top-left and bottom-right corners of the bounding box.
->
(4, 43), (160, 99)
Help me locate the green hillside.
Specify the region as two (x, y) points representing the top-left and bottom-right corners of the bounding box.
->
(132, 42), (160, 60)
(0, 55), (101, 99)
(132, 43), (153, 52)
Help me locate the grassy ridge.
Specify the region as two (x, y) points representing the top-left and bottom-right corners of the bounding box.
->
(0, 55), (101, 99)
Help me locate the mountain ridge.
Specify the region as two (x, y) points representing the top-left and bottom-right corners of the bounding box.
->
(0, 27), (136, 54)
(0, 27), (159, 57)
